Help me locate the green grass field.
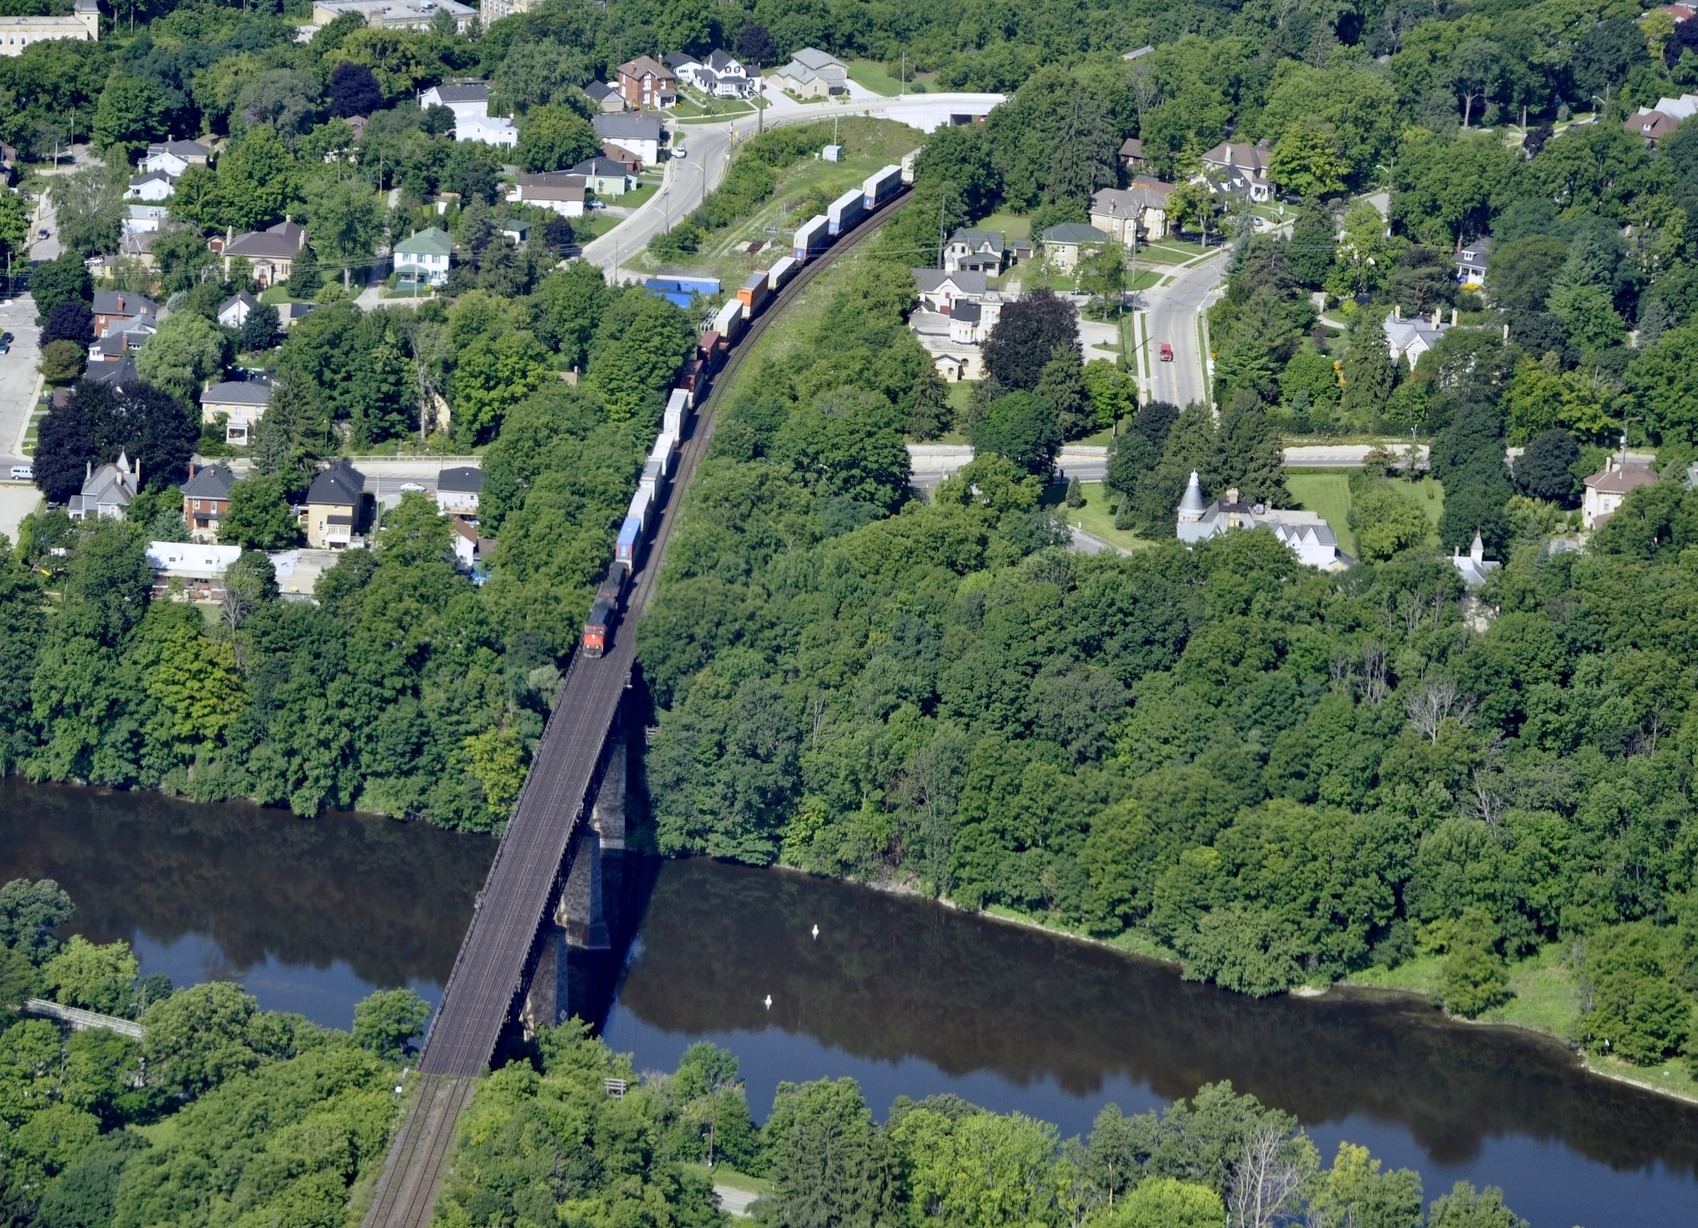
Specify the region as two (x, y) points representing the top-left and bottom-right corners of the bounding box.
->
(1062, 482), (1148, 552)
(846, 58), (904, 96)
(976, 211), (1032, 240)
(1286, 472), (1356, 554)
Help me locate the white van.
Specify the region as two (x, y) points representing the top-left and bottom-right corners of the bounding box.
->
(9, 464), (33, 480)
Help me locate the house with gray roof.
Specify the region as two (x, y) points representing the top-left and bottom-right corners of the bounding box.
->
(218, 291), (259, 330)
(769, 47), (847, 98)
(303, 459), (367, 549)
(508, 171), (586, 217)
(913, 269), (988, 313)
(1383, 306), (1452, 369)
(140, 139), (209, 177)
(436, 465), (484, 518)
(67, 452), (141, 521)
(569, 155), (638, 196)
(200, 379), (271, 444)
(1451, 531), (1500, 588)
(591, 112), (663, 165)
(1090, 178), (1176, 243)
(1041, 222), (1110, 273)
(180, 461), (236, 541)
(1176, 471), (1350, 571)
(943, 229), (1006, 274)
(582, 80), (624, 113)
(215, 219), (307, 287)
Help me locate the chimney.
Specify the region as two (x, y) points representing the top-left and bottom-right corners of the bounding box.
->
(1227, 487), (1241, 505)
(1432, 308), (1441, 328)
(1394, 304), (1401, 319)
(117, 296), (124, 312)
(188, 460), (195, 480)
(86, 461), (92, 481)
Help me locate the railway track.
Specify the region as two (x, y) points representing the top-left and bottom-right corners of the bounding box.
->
(360, 190), (911, 1228)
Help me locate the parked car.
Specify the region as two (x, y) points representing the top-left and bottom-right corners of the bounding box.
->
(37, 228), (48, 239)
(1159, 342), (1174, 362)
(673, 147), (688, 158)
(588, 200), (607, 210)
(10, 464), (33, 480)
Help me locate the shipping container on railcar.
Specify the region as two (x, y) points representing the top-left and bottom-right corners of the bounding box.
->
(768, 256), (797, 293)
(738, 270), (771, 317)
(712, 297), (746, 341)
(793, 214), (829, 261)
(863, 164), (902, 210)
(664, 388), (691, 437)
(900, 150), (918, 185)
(826, 188), (865, 236)
(650, 431), (678, 478)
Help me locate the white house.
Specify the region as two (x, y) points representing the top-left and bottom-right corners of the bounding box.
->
(393, 226), (454, 287)
(1451, 531), (1501, 588)
(508, 172), (586, 217)
(123, 203), (168, 235)
(912, 269), (989, 314)
(140, 139), (209, 178)
(0, 0), (97, 56)
(1090, 178), (1175, 244)
(1201, 140), (1275, 201)
(591, 113), (663, 166)
(67, 453), (141, 521)
(1383, 307), (1453, 369)
(569, 156), (637, 197)
(421, 81), (519, 147)
(1176, 472), (1350, 571)
(942, 229), (1006, 274)
(437, 466), (483, 518)
(125, 171), (175, 202)
(218, 291), (259, 330)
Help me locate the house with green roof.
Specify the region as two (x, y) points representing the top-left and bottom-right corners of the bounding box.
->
(394, 226), (454, 288)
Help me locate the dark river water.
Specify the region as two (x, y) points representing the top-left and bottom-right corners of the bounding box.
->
(2, 780), (1696, 1228)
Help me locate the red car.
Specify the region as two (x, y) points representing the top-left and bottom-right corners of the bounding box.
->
(1159, 342), (1174, 362)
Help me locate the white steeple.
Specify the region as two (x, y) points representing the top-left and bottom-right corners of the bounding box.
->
(1178, 470), (1206, 523)
(1470, 530), (1484, 564)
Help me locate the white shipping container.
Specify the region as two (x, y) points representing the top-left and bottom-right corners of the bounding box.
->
(768, 256), (797, 292)
(713, 298), (744, 336)
(627, 485), (652, 533)
(664, 388), (690, 436)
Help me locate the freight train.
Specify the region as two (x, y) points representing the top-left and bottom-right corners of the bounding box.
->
(582, 161), (908, 657)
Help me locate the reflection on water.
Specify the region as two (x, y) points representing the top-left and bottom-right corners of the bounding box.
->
(604, 858), (1698, 1228)
(0, 779), (493, 1025)
(3, 781), (1696, 1227)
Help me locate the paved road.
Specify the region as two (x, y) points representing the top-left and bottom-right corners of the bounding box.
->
(714, 1185), (760, 1217)
(909, 442), (1454, 485)
(580, 92), (1002, 281)
(1141, 250), (1227, 410)
(0, 294), (42, 459)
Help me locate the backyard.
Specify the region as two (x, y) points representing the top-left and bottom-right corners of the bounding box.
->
(1286, 470), (1445, 556)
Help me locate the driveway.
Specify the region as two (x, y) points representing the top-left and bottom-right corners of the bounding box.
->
(0, 483), (42, 547)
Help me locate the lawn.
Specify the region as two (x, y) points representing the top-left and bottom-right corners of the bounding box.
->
(1062, 482), (1148, 552)
(1138, 237), (1211, 265)
(846, 58), (904, 96)
(257, 285), (296, 305)
(976, 211), (1032, 240)
(689, 1165), (774, 1197)
(945, 380), (972, 419)
(1286, 471), (1356, 554)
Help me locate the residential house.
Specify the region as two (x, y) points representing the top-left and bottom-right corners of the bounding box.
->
(1450, 530), (1501, 589)
(436, 466), (484, 518)
(1582, 457), (1658, 530)
(89, 314), (158, 363)
(67, 452), (141, 520)
(1041, 222), (1110, 273)
(665, 51), (707, 89)
(301, 459), (367, 549)
(591, 113), (664, 166)
(1176, 472), (1350, 571)
(140, 139), (209, 177)
(1118, 137), (1146, 171)
(478, 0), (542, 22)
(1090, 178), (1175, 244)
(213, 219), (307, 286)
(704, 50), (753, 97)
(616, 55), (676, 109)
(86, 356), (139, 389)
(200, 379), (270, 445)
(942, 229), (1006, 274)
(1456, 237), (1488, 288)
(450, 517), (495, 571)
(913, 269), (988, 314)
(144, 540), (241, 601)
(0, 0), (98, 55)
(420, 82), (492, 121)
(501, 220), (531, 245)
(457, 112), (518, 147)
(279, 302), (316, 330)
(311, 0), (475, 32)
(1623, 94), (1698, 144)
(117, 230), (156, 269)
(1201, 140), (1275, 201)
(599, 144), (643, 173)
(92, 291), (157, 337)
(180, 462), (236, 541)
(394, 226), (454, 287)
(582, 81), (624, 114)
(508, 172), (586, 217)
(218, 291), (259, 329)
(1383, 306), (1453, 368)
(769, 47), (847, 98)
(569, 156), (637, 197)
(125, 171), (174, 202)
(123, 203), (168, 235)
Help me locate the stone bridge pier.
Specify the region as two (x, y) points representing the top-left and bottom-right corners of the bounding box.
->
(521, 719), (628, 1036)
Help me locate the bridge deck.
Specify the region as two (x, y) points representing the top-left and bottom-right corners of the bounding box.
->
(362, 191), (909, 1226)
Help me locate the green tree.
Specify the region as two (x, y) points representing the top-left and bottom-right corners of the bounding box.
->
(1287, 207), (1337, 290)
(135, 311), (229, 401)
(1214, 398), (1288, 506)
(1034, 345), (1094, 439)
(38, 339), (85, 385)
(1425, 1181), (1529, 1228)
(251, 369), (329, 488)
(1512, 429), (1581, 504)
(971, 390), (1062, 476)
(1339, 315), (1397, 420)
(237, 302), (282, 352)
(462, 724), (527, 821)
(49, 159), (127, 258)
(1581, 924), (1692, 1064)
(0, 878), (74, 964)
(351, 987), (431, 1062)
(1309, 1142), (1423, 1228)
(141, 980), (265, 1098)
(907, 363), (953, 440)
(585, 294), (695, 424)
(91, 76), (167, 157)
(1349, 487), (1431, 560)
(30, 251), (93, 325)
(892, 1105), (1067, 1228)
(1100, 1176), (1225, 1228)
(763, 1079), (892, 1228)
(41, 935), (138, 1016)
(1436, 909), (1510, 1019)
(0, 188), (28, 283)
(213, 124), (294, 232)
(1270, 118), (1348, 200)
(531, 261), (608, 370)
(515, 105), (598, 173)
(308, 179), (381, 292)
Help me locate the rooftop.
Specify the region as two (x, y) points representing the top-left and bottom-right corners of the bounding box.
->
(201, 380), (271, 406)
(438, 465), (484, 493)
(306, 459), (365, 506)
(1042, 222), (1110, 245)
(395, 226), (454, 257)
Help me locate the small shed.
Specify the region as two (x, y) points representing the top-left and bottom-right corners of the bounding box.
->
(822, 144), (844, 162)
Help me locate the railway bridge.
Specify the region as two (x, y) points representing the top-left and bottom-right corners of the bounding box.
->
(361, 192), (910, 1227)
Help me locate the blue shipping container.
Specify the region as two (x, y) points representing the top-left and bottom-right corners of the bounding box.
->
(644, 288), (695, 309)
(644, 276), (721, 296)
(616, 516), (642, 563)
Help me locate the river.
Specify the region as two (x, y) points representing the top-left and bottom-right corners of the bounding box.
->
(2, 780), (1695, 1227)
